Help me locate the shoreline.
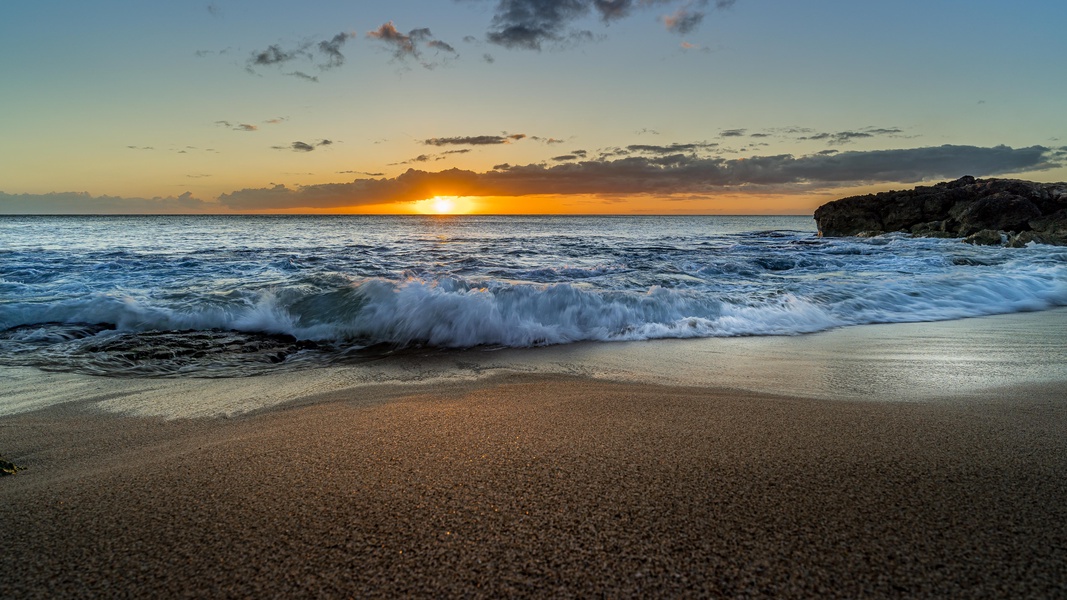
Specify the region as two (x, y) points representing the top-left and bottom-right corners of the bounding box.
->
(3, 307), (1066, 419)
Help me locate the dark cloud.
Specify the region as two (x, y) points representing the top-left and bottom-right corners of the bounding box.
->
(720, 129), (746, 137)
(286, 71), (319, 83)
(195, 47), (232, 57)
(593, 0), (632, 21)
(1, 191), (210, 215)
(663, 5), (704, 34)
(206, 4), (221, 17)
(530, 136), (565, 144)
(216, 120), (260, 132)
(444, 149), (473, 154)
(485, 0), (591, 50)
(427, 39), (457, 53)
(126, 145), (154, 150)
(367, 22), (457, 66)
(627, 142), (718, 154)
(273, 140), (334, 152)
(318, 32), (355, 69)
(247, 32), (355, 78)
(424, 134), (526, 146)
(250, 44), (308, 67)
(392, 154), (433, 165)
(553, 154), (578, 161)
(217, 145), (1058, 210)
(480, 0), (721, 49)
(483, 53), (496, 63)
(798, 127), (906, 145)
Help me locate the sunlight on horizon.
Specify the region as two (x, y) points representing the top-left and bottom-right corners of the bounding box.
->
(411, 196), (474, 215)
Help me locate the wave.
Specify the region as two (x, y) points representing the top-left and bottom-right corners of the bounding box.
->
(3, 267), (1065, 353)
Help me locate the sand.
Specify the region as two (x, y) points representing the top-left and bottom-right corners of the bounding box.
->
(3, 310), (1067, 597)
(3, 369), (1067, 598)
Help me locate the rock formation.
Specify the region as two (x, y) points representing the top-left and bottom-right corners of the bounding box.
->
(813, 176), (1067, 246)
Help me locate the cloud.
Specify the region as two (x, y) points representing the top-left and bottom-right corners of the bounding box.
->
(423, 134), (527, 146)
(485, 0), (592, 50)
(286, 71), (319, 83)
(250, 44), (308, 67)
(626, 142), (718, 154)
(798, 127), (906, 145)
(318, 32), (356, 69)
(215, 120), (259, 131)
(367, 22), (457, 66)
(720, 129), (746, 137)
(216, 144), (1058, 210)
(427, 39), (457, 53)
(477, 0), (733, 50)
(1, 191), (211, 215)
(273, 140), (334, 152)
(663, 5), (704, 34)
(247, 32), (355, 78)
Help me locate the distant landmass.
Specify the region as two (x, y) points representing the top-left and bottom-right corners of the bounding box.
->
(814, 176), (1067, 246)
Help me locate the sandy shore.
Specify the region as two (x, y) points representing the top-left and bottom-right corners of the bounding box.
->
(3, 370), (1067, 598)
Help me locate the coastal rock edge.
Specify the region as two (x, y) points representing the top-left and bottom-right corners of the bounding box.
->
(813, 176), (1067, 246)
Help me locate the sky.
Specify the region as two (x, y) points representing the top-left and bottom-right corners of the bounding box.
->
(2, 0), (1065, 215)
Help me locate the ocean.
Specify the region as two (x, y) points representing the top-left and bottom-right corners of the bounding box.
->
(2, 215), (1065, 378)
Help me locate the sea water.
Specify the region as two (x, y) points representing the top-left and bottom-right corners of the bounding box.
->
(1, 215), (1065, 377)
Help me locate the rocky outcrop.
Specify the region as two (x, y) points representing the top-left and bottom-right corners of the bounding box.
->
(814, 176), (1067, 246)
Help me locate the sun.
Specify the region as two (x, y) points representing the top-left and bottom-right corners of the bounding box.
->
(432, 196), (455, 214)
(412, 196), (474, 214)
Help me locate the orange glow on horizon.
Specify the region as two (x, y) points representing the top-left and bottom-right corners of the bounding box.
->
(274, 191), (840, 216)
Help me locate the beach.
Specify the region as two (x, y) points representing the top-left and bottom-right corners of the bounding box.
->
(3, 311), (1067, 598)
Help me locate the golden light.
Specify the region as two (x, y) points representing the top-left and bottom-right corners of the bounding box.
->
(433, 196), (454, 214)
(412, 196), (475, 214)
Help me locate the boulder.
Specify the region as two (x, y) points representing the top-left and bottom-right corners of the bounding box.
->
(814, 177), (1067, 245)
(1, 455), (21, 476)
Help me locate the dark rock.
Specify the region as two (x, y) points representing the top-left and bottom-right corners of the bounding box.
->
(957, 193), (1041, 236)
(1, 456), (21, 476)
(964, 229), (1005, 246)
(814, 177), (1067, 245)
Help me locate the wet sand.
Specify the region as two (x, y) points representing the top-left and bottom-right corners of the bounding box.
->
(3, 369), (1067, 597)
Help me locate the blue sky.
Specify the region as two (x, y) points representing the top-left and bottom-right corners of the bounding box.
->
(2, 0), (1065, 213)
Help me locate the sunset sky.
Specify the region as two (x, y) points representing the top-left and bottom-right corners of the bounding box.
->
(2, 0), (1065, 214)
